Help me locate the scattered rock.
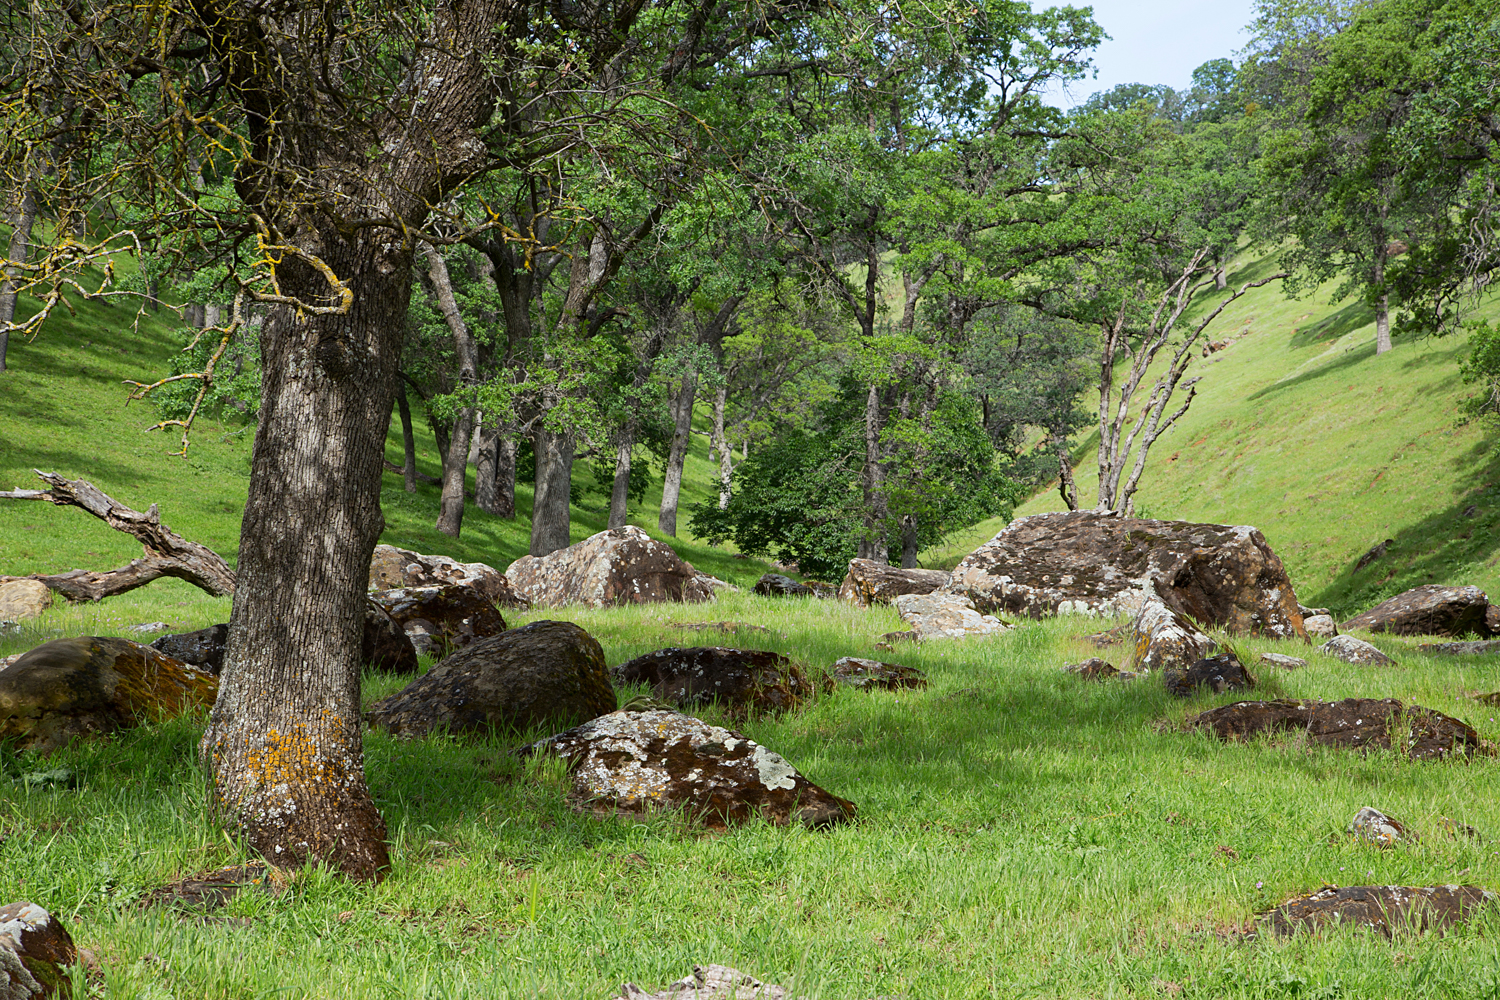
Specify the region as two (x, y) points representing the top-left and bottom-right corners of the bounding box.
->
(1081, 625), (1129, 648)
(826, 657), (927, 692)
(1304, 614), (1338, 638)
(1417, 639), (1500, 657)
(361, 598), (420, 673)
(0, 637), (217, 753)
(1342, 585), (1490, 637)
(685, 568), (740, 596)
(369, 544), (528, 609)
(837, 559), (949, 607)
(803, 580), (839, 599)
(142, 863), (276, 912)
(367, 621), (616, 738)
(944, 511), (1307, 638)
(1354, 538), (1393, 573)
(1263, 885), (1495, 937)
(1188, 698), (1482, 759)
(0, 581), (51, 625)
(1438, 817), (1483, 843)
(124, 622), (170, 635)
(1063, 658), (1128, 681)
(753, 574), (812, 598)
(0, 901), (77, 999)
(612, 647), (812, 718)
(1165, 652), (1255, 697)
(1488, 604), (1500, 636)
(1259, 652), (1307, 669)
(1348, 807), (1414, 848)
(666, 621), (775, 637)
(371, 585), (507, 659)
(893, 593), (1010, 641)
(150, 624), (229, 674)
(616, 965), (789, 1000)
(1319, 635), (1395, 666)
(1298, 604), (1331, 617)
(525, 709), (855, 829)
(505, 527), (715, 609)
(1130, 599), (1215, 674)
(878, 630), (918, 645)
(1475, 690), (1500, 706)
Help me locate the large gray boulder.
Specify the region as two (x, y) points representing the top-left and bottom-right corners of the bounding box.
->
(505, 527), (715, 609)
(367, 620), (615, 738)
(892, 593), (1010, 640)
(526, 708), (855, 829)
(1342, 584), (1490, 637)
(944, 510), (1307, 638)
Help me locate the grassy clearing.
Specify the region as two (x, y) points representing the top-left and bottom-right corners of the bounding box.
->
(929, 259), (1500, 620)
(3, 597), (1500, 998)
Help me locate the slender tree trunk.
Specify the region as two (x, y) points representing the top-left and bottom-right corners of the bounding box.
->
(396, 381), (418, 493)
(1053, 427), (1079, 511)
(530, 423), (574, 555)
(204, 242), (399, 884)
(710, 384), (732, 509)
(858, 382), (888, 562)
(1373, 240), (1392, 355)
(494, 432), (516, 518)
(658, 371), (697, 536)
(422, 244), (479, 538)
(0, 183), (37, 372)
(608, 422), (635, 528)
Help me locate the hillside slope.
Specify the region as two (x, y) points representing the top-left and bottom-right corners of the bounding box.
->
(928, 256), (1500, 619)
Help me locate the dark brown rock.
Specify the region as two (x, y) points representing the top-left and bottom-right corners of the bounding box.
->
(142, 863), (275, 912)
(753, 573), (812, 597)
(150, 624), (229, 674)
(0, 637), (217, 753)
(371, 584), (506, 660)
(1081, 625), (1128, 648)
(1165, 652), (1255, 697)
(369, 544), (529, 609)
(826, 657), (927, 692)
(505, 527), (714, 608)
(837, 559), (949, 607)
(1342, 585), (1490, 637)
(367, 620), (615, 738)
(1263, 885), (1495, 937)
(1188, 698), (1482, 759)
(945, 511), (1307, 638)
(1417, 639), (1500, 657)
(1063, 657), (1124, 681)
(527, 709), (855, 829)
(361, 599), (419, 673)
(0, 901), (77, 998)
(1488, 604), (1500, 636)
(613, 647), (811, 718)
(1130, 599), (1216, 673)
(1355, 539), (1393, 573)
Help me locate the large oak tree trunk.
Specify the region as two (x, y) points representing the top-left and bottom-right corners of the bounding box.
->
(203, 243), (401, 883)
(658, 372), (697, 536)
(530, 423), (574, 555)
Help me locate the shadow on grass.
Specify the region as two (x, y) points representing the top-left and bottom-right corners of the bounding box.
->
(1311, 437), (1500, 619)
(1247, 340), (1378, 401)
(1286, 301), (1374, 351)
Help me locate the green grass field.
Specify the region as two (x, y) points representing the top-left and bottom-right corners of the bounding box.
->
(2, 264), (1500, 998)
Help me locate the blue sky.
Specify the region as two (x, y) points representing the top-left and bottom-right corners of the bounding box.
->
(1044, 0), (1259, 108)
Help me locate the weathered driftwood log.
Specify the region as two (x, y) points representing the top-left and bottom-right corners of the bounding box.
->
(0, 471), (235, 601)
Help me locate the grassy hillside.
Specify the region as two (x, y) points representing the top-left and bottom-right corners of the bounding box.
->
(927, 256), (1500, 620)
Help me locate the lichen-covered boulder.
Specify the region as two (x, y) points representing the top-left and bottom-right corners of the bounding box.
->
(1342, 584), (1490, 637)
(837, 559), (949, 607)
(1130, 599), (1216, 674)
(0, 581), (51, 625)
(1263, 885), (1495, 937)
(1259, 652), (1308, 670)
(1188, 698), (1481, 760)
(526, 709), (855, 829)
(1165, 652), (1255, 697)
(945, 511), (1307, 638)
(1063, 658), (1133, 682)
(826, 657), (927, 692)
(0, 902), (76, 999)
(505, 526), (715, 609)
(1319, 635), (1395, 666)
(1304, 614), (1337, 638)
(893, 593), (1010, 640)
(369, 544), (528, 609)
(1417, 639), (1500, 657)
(612, 647), (811, 718)
(0, 637), (217, 753)
(371, 585), (506, 660)
(1348, 807), (1414, 848)
(367, 620), (614, 738)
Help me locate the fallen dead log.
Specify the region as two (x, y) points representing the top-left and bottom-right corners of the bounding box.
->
(0, 471), (236, 601)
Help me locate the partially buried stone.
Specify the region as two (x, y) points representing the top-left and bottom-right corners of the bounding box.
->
(367, 620), (615, 738)
(616, 965), (790, 1000)
(1263, 885), (1495, 937)
(1063, 658), (1122, 681)
(753, 573), (812, 598)
(0, 901), (77, 999)
(1259, 652), (1307, 669)
(1416, 639), (1500, 657)
(525, 709), (856, 829)
(1319, 635), (1395, 666)
(150, 624), (230, 674)
(1348, 807), (1414, 848)
(0, 637), (217, 753)
(142, 863), (275, 913)
(1165, 652), (1255, 697)
(826, 656), (927, 692)
(1188, 697), (1481, 760)
(612, 647), (812, 718)
(893, 593), (1010, 641)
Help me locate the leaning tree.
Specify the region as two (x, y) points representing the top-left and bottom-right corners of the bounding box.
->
(0, 0), (801, 879)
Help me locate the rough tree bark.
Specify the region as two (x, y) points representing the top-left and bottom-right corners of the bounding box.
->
(710, 384), (732, 510)
(421, 242), (479, 537)
(396, 380), (418, 493)
(530, 424), (575, 555)
(1051, 427), (1079, 511)
(0, 182), (38, 372)
(608, 426), (635, 529)
(0, 471), (236, 599)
